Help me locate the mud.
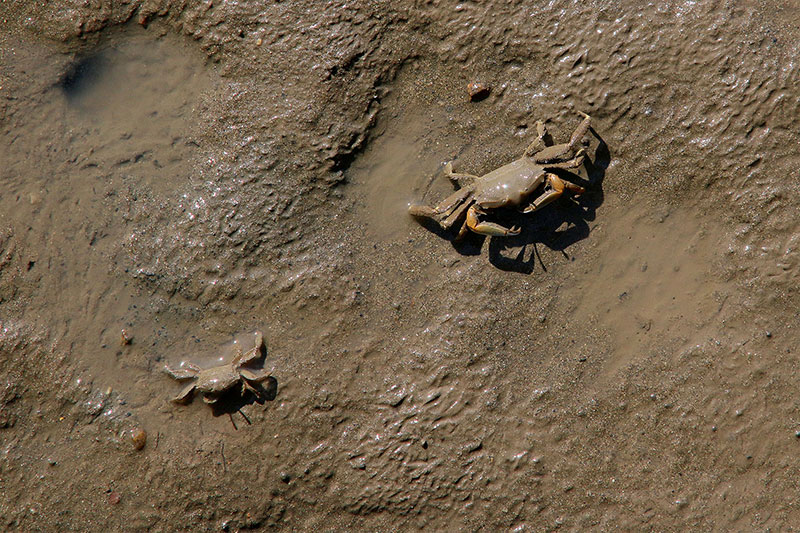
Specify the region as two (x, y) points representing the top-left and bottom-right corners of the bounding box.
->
(1, 1), (799, 530)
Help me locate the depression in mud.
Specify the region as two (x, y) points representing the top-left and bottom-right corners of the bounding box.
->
(1, 1), (799, 530)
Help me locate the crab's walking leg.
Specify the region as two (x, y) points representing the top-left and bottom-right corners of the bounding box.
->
(524, 120), (553, 156)
(568, 111), (591, 151)
(442, 201), (471, 229)
(522, 174), (585, 214)
(454, 219), (471, 241)
(531, 112), (591, 163)
(240, 370), (272, 401)
(407, 204), (438, 218)
(444, 161), (479, 188)
(163, 364), (200, 381)
(540, 148), (587, 170)
(242, 381), (265, 401)
(409, 187), (471, 229)
(466, 205), (521, 237)
(172, 383), (196, 404)
(234, 331), (265, 366)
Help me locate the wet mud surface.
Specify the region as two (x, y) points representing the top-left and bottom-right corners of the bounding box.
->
(1, 1), (799, 530)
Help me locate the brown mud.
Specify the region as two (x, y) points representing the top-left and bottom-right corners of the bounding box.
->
(1, 1), (799, 530)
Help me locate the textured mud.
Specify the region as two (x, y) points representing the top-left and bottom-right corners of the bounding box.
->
(1, 1), (799, 530)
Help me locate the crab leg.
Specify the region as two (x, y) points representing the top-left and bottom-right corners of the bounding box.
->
(240, 369), (272, 400)
(163, 364), (200, 381)
(466, 205), (521, 237)
(523, 120), (552, 156)
(522, 174), (585, 214)
(444, 161), (479, 189)
(454, 219), (471, 241)
(540, 148), (586, 170)
(409, 187), (471, 226)
(172, 383), (196, 404)
(441, 200), (471, 230)
(568, 112), (591, 150)
(233, 331), (265, 366)
(531, 112), (591, 164)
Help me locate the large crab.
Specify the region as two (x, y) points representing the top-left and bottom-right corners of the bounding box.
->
(163, 332), (271, 405)
(409, 111), (591, 239)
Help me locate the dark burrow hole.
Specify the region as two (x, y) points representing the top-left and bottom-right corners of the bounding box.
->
(58, 52), (108, 100)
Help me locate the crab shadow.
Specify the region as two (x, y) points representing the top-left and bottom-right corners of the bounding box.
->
(438, 127), (610, 273)
(208, 376), (279, 420)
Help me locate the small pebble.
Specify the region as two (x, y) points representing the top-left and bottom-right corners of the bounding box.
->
(256, 37), (263, 47)
(794, 430), (800, 438)
(130, 428), (147, 451)
(280, 472), (291, 483)
(765, 330), (772, 338)
(467, 81), (490, 102)
(108, 491), (121, 505)
(120, 329), (132, 346)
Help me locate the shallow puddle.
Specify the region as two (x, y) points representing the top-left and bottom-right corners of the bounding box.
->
(0, 25), (219, 406)
(58, 27), (216, 195)
(347, 108), (453, 240)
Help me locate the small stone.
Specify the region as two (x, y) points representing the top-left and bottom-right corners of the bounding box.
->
(256, 37), (263, 47)
(120, 329), (132, 346)
(765, 330), (772, 338)
(794, 430), (800, 438)
(130, 428), (147, 451)
(467, 82), (490, 102)
(108, 491), (121, 505)
(280, 472), (291, 483)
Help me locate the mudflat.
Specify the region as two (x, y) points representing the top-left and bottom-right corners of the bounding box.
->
(1, 1), (798, 530)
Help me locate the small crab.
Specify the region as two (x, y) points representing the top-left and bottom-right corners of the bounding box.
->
(409, 111), (591, 239)
(163, 332), (271, 405)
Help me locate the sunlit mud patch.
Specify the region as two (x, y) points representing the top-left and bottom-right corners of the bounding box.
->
(573, 206), (727, 379)
(57, 26), (215, 195)
(347, 108), (454, 240)
(0, 25), (219, 418)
